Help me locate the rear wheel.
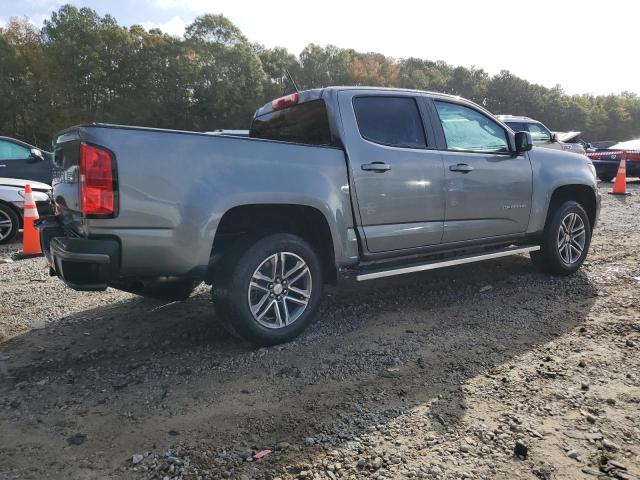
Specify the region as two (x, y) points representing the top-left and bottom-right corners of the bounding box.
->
(531, 200), (591, 275)
(212, 234), (323, 346)
(0, 203), (20, 245)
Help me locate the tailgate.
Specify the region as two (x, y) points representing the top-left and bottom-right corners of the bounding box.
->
(52, 129), (84, 234)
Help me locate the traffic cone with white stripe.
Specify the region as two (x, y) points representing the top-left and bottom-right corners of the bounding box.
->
(20, 184), (42, 257)
(610, 151), (630, 195)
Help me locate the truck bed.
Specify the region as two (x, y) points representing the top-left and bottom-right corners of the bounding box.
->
(51, 124), (355, 279)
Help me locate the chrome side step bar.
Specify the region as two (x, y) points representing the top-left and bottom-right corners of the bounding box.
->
(356, 245), (540, 281)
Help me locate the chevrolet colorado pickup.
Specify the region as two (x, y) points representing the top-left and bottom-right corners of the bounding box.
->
(39, 87), (600, 345)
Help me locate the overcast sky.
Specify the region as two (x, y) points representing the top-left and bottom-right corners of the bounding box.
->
(1, 0), (638, 96)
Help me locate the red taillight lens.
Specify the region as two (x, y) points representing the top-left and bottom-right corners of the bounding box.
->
(79, 143), (116, 217)
(271, 92), (299, 111)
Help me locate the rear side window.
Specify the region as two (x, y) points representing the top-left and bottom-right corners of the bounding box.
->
(353, 97), (427, 148)
(250, 99), (332, 146)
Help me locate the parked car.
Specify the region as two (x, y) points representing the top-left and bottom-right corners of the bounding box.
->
(610, 139), (640, 150)
(0, 178), (52, 244)
(496, 115), (586, 154)
(587, 138), (640, 181)
(39, 87), (600, 345)
(0, 136), (53, 184)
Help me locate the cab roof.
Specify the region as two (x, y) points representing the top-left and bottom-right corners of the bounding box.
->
(253, 86), (480, 118)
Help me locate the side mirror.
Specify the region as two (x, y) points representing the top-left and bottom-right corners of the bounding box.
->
(514, 131), (533, 154)
(550, 133), (558, 143)
(28, 148), (44, 163)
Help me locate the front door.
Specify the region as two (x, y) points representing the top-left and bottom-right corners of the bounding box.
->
(338, 91), (445, 253)
(431, 100), (533, 243)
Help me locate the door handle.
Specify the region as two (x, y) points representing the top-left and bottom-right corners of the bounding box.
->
(361, 162), (391, 172)
(449, 163), (473, 173)
(0, 164), (6, 167)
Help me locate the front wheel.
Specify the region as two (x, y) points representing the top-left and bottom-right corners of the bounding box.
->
(213, 234), (323, 346)
(531, 200), (591, 275)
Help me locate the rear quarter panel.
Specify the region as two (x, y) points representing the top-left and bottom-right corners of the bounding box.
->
(75, 126), (354, 277)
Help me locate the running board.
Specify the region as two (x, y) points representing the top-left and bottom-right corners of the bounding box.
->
(356, 245), (540, 281)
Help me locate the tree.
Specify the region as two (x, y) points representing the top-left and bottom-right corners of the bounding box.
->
(0, 5), (638, 147)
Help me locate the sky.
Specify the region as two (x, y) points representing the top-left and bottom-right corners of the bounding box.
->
(1, 0), (638, 96)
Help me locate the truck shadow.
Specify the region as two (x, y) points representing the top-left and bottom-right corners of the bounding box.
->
(0, 255), (597, 476)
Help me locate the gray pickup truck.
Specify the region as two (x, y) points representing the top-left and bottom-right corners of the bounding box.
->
(39, 87), (600, 345)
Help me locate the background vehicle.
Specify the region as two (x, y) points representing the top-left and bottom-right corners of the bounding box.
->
(0, 137), (53, 184)
(39, 87), (600, 345)
(497, 115), (586, 154)
(0, 178), (52, 244)
(586, 138), (640, 181)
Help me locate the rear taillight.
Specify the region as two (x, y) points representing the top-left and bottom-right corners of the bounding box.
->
(79, 143), (117, 217)
(271, 92), (299, 111)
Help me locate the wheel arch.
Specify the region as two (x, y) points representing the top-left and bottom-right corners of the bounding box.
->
(545, 184), (597, 232)
(210, 203), (338, 283)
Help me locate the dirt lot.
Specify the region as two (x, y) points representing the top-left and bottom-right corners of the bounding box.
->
(1, 182), (639, 480)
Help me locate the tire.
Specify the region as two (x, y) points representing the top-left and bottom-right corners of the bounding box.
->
(530, 200), (591, 276)
(597, 172), (615, 182)
(0, 203), (20, 245)
(212, 233), (323, 346)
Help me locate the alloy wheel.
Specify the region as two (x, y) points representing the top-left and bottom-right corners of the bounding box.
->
(247, 251), (312, 329)
(0, 210), (14, 242)
(557, 212), (586, 265)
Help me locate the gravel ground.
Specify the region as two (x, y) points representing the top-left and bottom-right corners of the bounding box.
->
(1, 181), (639, 480)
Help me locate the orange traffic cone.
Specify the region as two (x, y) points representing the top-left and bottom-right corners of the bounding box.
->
(610, 151), (631, 196)
(20, 184), (43, 257)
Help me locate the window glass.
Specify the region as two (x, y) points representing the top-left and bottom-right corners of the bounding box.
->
(250, 99), (333, 146)
(505, 121), (526, 132)
(526, 122), (551, 141)
(434, 102), (509, 153)
(353, 96), (427, 148)
(0, 140), (30, 160)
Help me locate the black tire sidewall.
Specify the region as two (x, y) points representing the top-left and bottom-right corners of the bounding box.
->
(542, 201), (591, 275)
(221, 233), (323, 346)
(0, 203), (20, 245)
(597, 173), (615, 182)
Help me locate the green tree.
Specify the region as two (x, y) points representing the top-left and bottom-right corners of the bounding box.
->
(1, 4), (639, 147)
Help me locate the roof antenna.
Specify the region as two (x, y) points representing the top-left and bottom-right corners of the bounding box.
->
(284, 68), (300, 94)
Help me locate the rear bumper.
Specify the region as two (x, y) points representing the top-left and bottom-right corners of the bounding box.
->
(37, 216), (120, 291)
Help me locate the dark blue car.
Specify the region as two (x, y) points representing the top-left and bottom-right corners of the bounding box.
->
(588, 141), (640, 182)
(0, 136), (53, 185)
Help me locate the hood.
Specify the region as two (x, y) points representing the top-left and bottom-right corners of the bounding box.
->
(555, 131), (582, 142)
(610, 139), (640, 150)
(0, 177), (52, 192)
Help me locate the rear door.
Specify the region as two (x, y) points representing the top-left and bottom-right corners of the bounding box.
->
(431, 100), (533, 243)
(338, 90), (445, 253)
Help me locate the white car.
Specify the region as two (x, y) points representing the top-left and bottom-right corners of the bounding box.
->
(610, 139), (640, 150)
(497, 115), (586, 154)
(0, 178), (52, 244)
